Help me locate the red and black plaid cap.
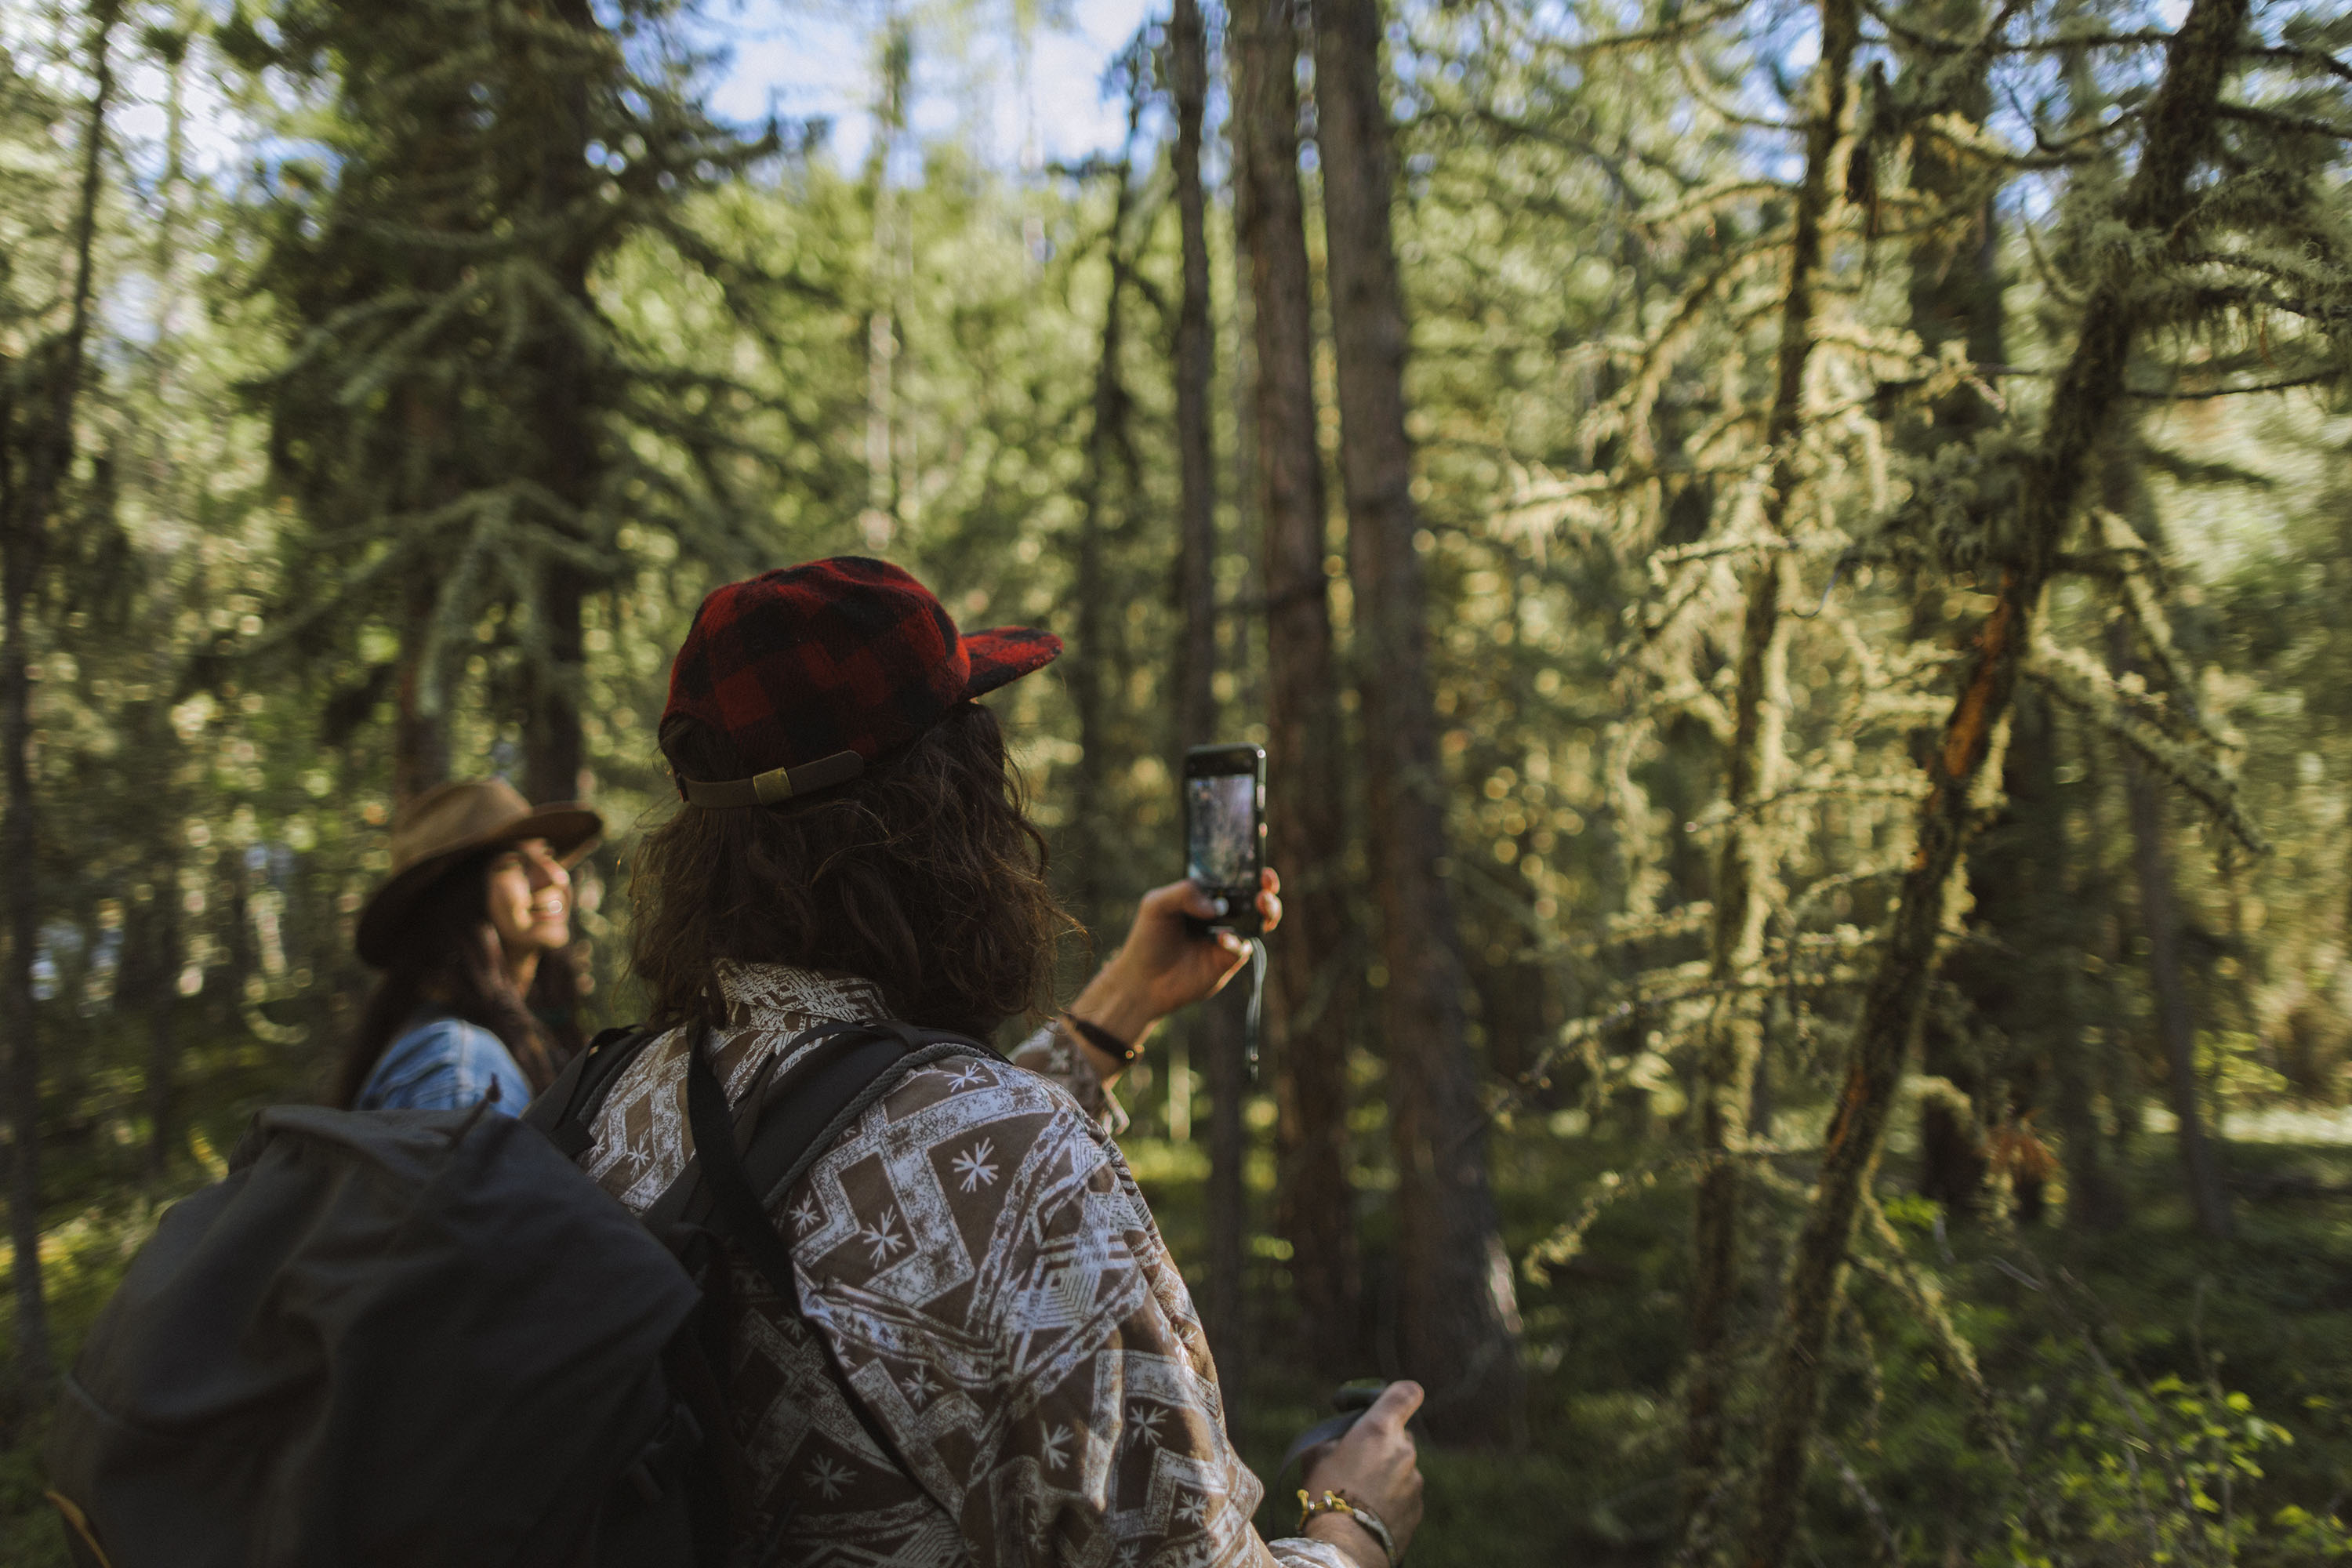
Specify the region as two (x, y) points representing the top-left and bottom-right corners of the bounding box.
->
(663, 557), (1060, 800)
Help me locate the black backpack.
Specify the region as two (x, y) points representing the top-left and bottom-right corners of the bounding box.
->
(46, 1017), (999, 1568)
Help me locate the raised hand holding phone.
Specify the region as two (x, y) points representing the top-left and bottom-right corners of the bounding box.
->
(1059, 743), (1277, 1083)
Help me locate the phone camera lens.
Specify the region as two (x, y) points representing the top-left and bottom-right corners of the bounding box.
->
(1210, 896), (1229, 917)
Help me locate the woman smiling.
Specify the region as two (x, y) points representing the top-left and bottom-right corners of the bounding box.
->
(336, 779), (603, 1114)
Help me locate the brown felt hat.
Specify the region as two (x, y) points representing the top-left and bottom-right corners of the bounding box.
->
(354, 779), (602, 967)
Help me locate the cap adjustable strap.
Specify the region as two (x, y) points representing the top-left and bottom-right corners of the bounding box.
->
(675, 749), (865, 809)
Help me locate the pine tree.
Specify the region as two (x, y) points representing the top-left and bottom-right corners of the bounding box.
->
(1232, 0), (1362, 1371)
(1316, 0), (1523, 1440)
(1742, 0), (2268, 1557)
(228, 0), (809, 805)
(1678, 0), (1860, 1530)
(0, 0), (118, 1403)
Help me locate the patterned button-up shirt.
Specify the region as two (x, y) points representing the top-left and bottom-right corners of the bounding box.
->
(579, 963), (1348, 1568)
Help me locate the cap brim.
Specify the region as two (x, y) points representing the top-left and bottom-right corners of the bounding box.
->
(354, 804), (604, 967)
(962, 626), (1062, 700)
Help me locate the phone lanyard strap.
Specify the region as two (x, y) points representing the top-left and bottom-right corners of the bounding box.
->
(1244, 935), (1267, 1082)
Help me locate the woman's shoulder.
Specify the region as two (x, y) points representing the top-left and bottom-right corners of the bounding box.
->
(385, 1013), (510, 1065)
(359, 1014), (530, 1112)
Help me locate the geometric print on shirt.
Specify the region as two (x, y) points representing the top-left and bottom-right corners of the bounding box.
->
(577, 962), (1348, 1568)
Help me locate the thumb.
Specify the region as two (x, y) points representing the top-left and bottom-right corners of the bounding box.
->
(1362, 1380), (1425, 1436)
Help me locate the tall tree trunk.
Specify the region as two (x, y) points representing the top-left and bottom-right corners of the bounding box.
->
(1676, 0), (1856, 1523)
(1, 0), (118, 1403)
(524, 0), (599, 808)
(1203, 983), (1250, 1377)
(139, 26), (189, 1189)
(143, 864), (181, 1184)
(861, 16), (911, 552)
(394, 569), (450, 804)
(1234, 0), (1362, 1374)
(1679, 554), (1795, 1525)
(1898, 0), (2010, 1219)
(0, 442), (45, 1402)
(1069, 140), (1142, 935)
(1169, 0), (1249, 1377)
(526, 561), (586, 804)
(1170, 0), (1218, 761)
(1740, 2), (2249, 1559)
(1313, 0), (1519, 1440)
(2108, 620), (2232, 1238)
(2009, 691), (2122, 1229)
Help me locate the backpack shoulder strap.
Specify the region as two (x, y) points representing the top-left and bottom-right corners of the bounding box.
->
(523, 1021), (666, 1157)
(740, 1022), (1002, 1222)
(659, 1019), (1001, 1305)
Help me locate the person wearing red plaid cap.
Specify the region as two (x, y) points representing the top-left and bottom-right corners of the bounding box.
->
(574, 558), (1423, 1568)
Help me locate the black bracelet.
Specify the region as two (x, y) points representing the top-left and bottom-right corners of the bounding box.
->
(1065, 1013), (1142, 1064)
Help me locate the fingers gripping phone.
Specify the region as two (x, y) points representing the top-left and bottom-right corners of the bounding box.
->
(1183, 744), (1266, 938)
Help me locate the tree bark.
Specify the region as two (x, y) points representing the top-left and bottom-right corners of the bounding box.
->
(2009, 691), (2123, 1229)
(1170, 0), (1218, 762)
(1676, 0), (1856, 1524)
(523, 0), (600, 808)
(1233, 0), (1362, 1373)
(143, 868), (181, 1184)
(1897, 0), (2011, 1221)
(1068, 139), (1142, 935)
(525, 561), (586, 805)
(0, 456), (45, 1399)
(1313, 0), (1519, 1441)
(2109, 620), (2232, 1239)
(1, 0), (118, 1402)
(1168, 0), (1250, 1377)
(861, 16), (911, 551)
(1739, 1), (2249, 1559)
(394, 568), (450, 805)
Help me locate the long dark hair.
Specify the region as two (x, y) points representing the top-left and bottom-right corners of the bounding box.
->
(336, 851), (578, 1108)
(630, 701), (1076, 1037)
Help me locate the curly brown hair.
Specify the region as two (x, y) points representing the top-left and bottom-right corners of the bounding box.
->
(630, 700), (1077, 1036)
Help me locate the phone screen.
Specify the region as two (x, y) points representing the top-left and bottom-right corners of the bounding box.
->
(1186, 771), (1258, 891)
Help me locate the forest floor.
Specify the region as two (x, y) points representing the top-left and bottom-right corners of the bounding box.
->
(1, 1054), (2348, 1566)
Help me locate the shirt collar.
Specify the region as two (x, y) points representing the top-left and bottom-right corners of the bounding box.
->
(715, 961), (889, 1039)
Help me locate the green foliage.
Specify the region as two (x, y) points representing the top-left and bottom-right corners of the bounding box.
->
(1, 0), (2351, 1560)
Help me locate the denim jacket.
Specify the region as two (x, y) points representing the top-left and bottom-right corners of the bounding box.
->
(354, 1013), (532, 1116)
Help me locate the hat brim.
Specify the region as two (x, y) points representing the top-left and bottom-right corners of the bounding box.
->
(354, 804), (604, 968)
(963, 626), (1062, 700)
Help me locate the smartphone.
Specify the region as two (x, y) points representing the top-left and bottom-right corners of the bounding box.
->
(1183, 743), (1266, 938)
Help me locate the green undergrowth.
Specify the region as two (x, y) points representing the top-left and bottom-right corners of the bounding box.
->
(4, 1047), (2351, 1565)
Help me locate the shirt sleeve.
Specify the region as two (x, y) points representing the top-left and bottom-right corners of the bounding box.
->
(356, 1019), (532, 1116)
(786, 1059), (1346, 1568)
(1007, 1018), (1127, 1136)
(963, 1126), (1347, 1568)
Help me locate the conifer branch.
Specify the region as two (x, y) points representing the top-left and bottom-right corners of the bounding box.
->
(1515, 0), (1754, 64)
(2027, 636), (2265, 853)
(2243, 44), (2352, 85)
(1910, 112), (2102, 171)
(2124, 371), (2339, 398)
(1849, 1196), (2027, 1479)
(2214, 102), (2352, 143)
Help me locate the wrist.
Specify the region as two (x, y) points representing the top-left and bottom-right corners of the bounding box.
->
(1303, 1511), (1388, 1568)
(1067, 960), (1160, 1050)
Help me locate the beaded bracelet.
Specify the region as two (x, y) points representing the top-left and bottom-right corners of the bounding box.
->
(1297, 1489), (1399, 1567)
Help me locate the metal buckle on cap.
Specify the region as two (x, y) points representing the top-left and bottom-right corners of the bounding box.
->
(676, 750), (865, 810)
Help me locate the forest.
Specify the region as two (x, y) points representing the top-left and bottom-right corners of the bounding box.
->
(2, 0), (2350, 1560)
